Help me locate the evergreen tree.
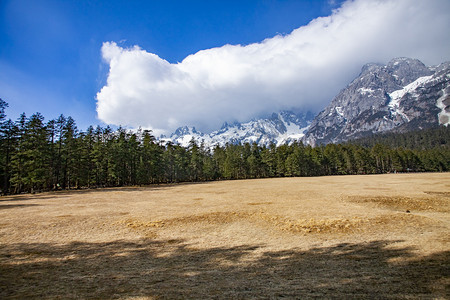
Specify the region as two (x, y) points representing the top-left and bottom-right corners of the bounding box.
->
(212, 145), (226, 180)
(61, 116), (78, 189)
(10, 113), (50, 193)
(0, 99), (18, 194)
(247, 143), (263, 178)
(188, 139), (203, 181)
(0, 119), (18, 194)
(0, 97), (449, 194)
(260, 144), (276, 177)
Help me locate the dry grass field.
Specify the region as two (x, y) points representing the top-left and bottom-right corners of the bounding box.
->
(0, 173), (449, 299)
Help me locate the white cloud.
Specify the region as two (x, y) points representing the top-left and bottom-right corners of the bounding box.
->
(96, 0), (450, 135)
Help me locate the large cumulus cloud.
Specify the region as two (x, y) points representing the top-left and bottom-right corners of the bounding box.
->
(96, 0), (450, 134)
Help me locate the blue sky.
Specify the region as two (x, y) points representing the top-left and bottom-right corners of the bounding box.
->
(0, 0), (343, 130)
(1, 0), (449, 133)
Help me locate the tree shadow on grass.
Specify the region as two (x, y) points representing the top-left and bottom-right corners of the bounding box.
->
(0, 239), (448, 299)
(0, 194), (65, 202)
(0, 204), (40, 210)
(0, 183), (205, 202)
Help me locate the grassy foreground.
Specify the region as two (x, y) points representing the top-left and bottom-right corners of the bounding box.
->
(0, 173), (449, 299)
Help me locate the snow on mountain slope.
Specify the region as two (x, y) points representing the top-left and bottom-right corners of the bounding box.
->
(388, 75), (433, 120)
(304, 58), (450, 145)
(437, 80), (450, 125)
(161, 58), (450, 148)
(164, 111), (314, 147)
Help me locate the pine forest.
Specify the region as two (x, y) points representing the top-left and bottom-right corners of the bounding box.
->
(0, 99), (449, 195)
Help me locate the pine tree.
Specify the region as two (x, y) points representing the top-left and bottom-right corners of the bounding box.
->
(10, 113), (50, 193)
(78, 126), (96, 187)
(188, 139), (203, 181)
(260, 143), (276, 177)
(60, 116), (78, 189)
(0, 99), (18, 194)
(212, 145), (226, 180)
(0, 119), (18, 194)
(247, 143), (263, 178)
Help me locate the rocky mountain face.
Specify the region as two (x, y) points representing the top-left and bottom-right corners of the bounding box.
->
(303, 58), (450, 145)
(162, 57), (449, 147)
(163, 111), (314, 147)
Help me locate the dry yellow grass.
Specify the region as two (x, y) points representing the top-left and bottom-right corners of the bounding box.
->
(0, 173), (449, 299)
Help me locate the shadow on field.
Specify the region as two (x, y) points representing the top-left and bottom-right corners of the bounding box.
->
(0, 204), (40, 210)
(0, 182), (207, 202)
(0, 194), (62, 202)
(1, 239), (448, 299)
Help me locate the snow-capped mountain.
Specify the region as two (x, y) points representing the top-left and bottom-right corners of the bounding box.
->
(303, 58), (450, 145)
(162, 57), (449, 147)
(164, 111), (314, 147)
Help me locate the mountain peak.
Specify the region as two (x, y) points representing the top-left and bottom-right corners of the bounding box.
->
(171, 126), (201, 138)
(360, 62), (383, 75)
(388, 57), (420, 65)
(164, 57), (449, 148)
(387, 57), (432, 86)
(304, 57), (450, 145)
(166, 111), (314, 148)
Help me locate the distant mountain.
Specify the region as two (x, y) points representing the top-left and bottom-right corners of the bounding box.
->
(303, 57), (450, 145)
(162, 111), (314, 147)
(162, 57), (450, 147)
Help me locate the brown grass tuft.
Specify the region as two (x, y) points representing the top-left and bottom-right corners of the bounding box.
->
(348, 195), (449, 212)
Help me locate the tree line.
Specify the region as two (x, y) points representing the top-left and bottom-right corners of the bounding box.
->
(0, 99), (449, 194)
(350, 126), (450, 150)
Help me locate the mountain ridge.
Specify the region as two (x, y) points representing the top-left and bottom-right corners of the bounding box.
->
(303, 57), (450, 145)
(162, 111), (314, 147)
(161, 57), (450, 147)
